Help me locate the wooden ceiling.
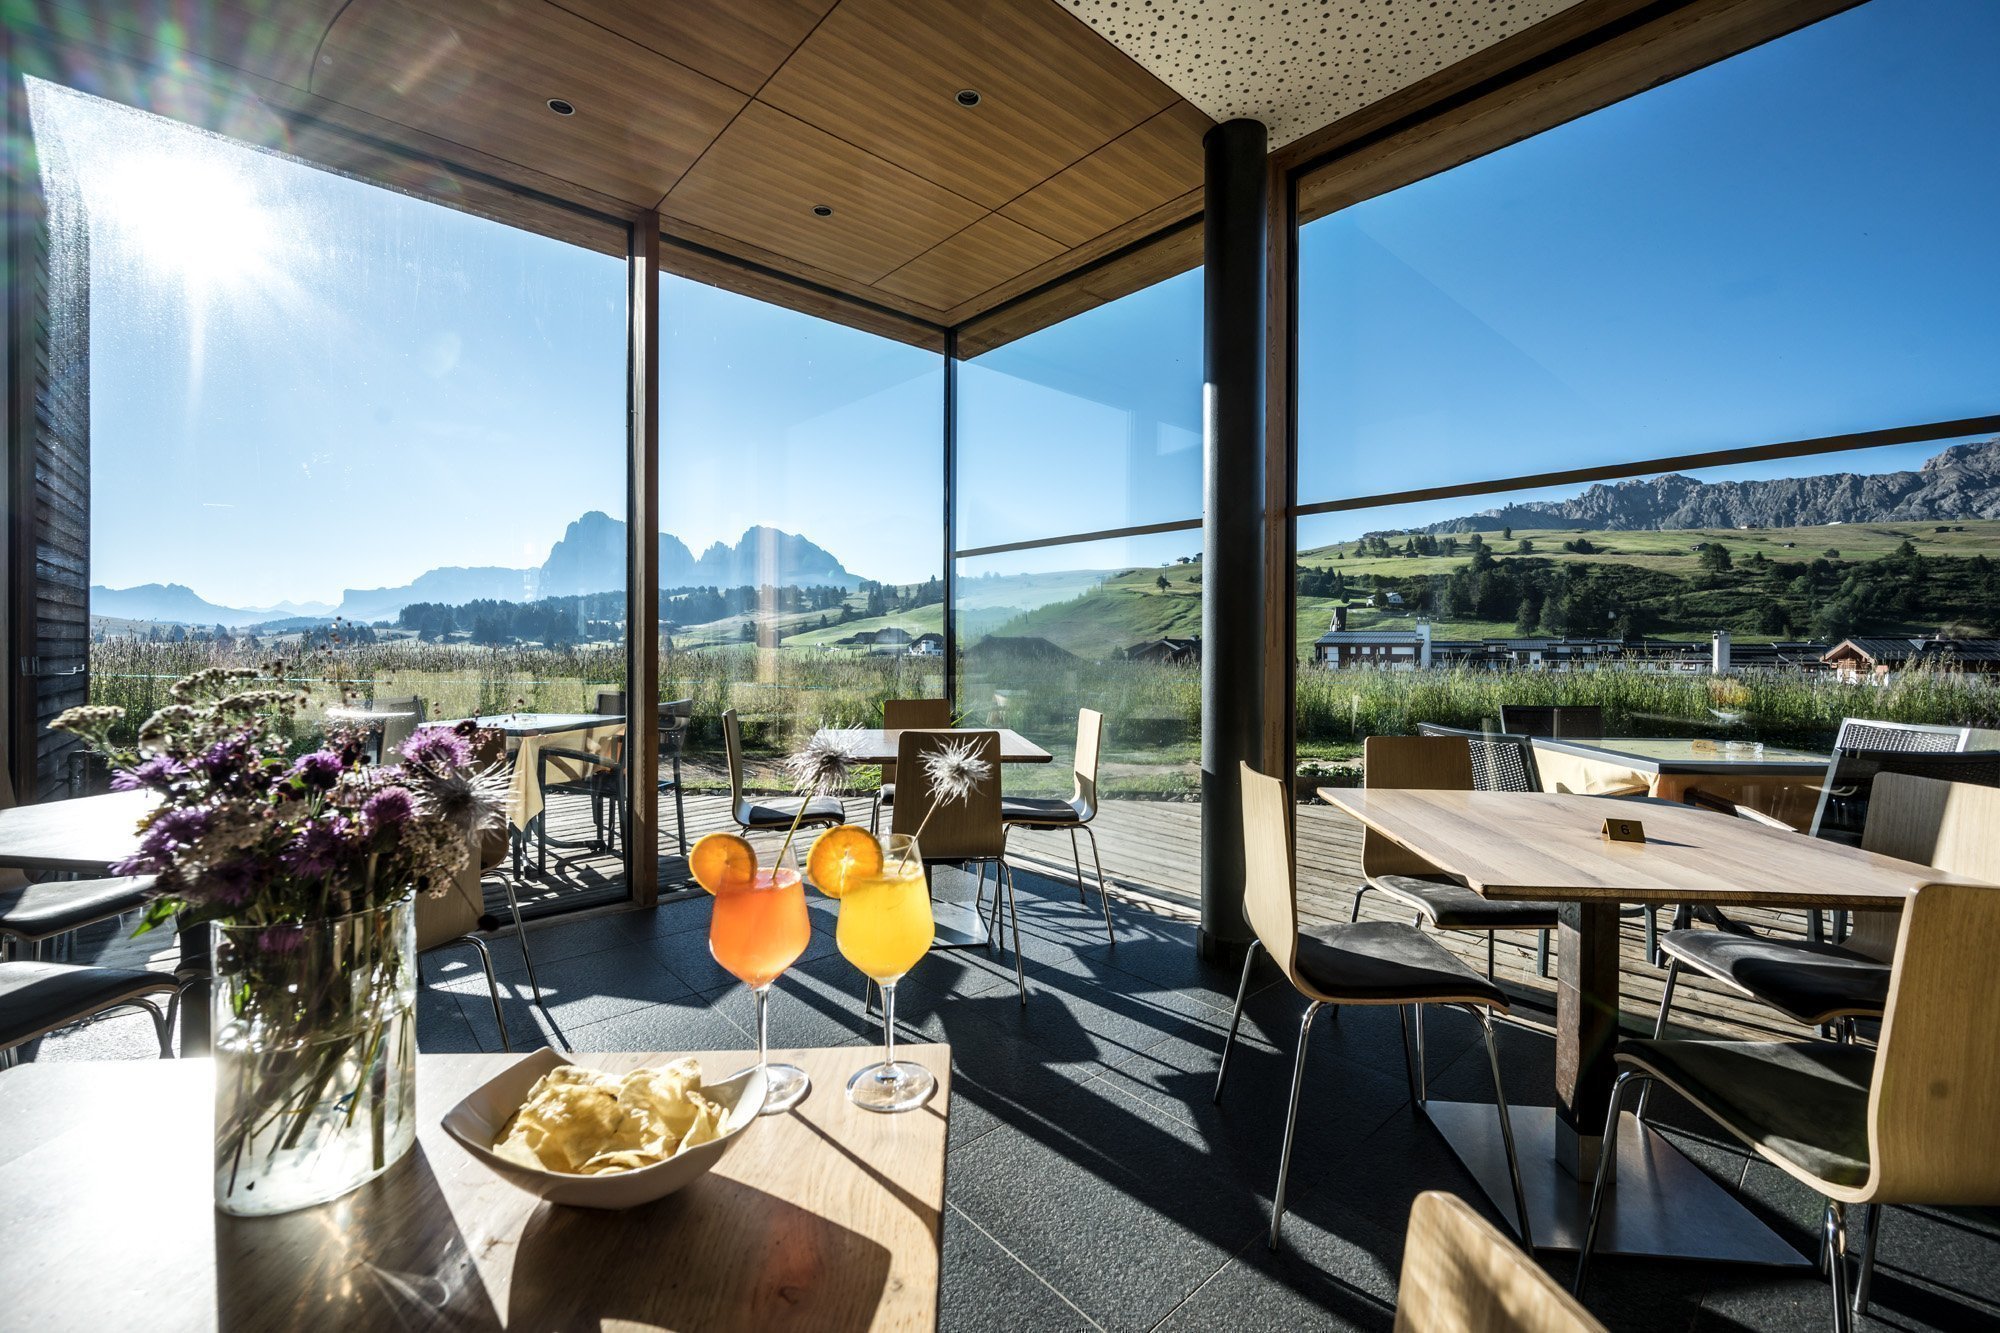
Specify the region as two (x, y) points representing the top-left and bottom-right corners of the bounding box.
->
(20, 0), (1213, 348)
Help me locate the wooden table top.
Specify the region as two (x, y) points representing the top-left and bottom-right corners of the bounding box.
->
(0, 789), (154, 872)
(440, 712), (625, 738)
(1529, 735), (1830, 775)
(819, 727), (1053, 764)
(0, 1046), (950, 1332)
(1319, 788), (1966, 908)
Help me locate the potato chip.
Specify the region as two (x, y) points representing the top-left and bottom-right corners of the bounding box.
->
(493, 1058), (731, 1176)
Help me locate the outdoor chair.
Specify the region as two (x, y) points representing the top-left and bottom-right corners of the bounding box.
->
(659, 698), (693, 857)
(0, 960), (177, 1068)
(869, 697), (951, 834)
(417, 842), (518, 1050)
(1574, 878), (2000, 1333)
(723, 708), (846, 836)
(534, 690), (627, 872)
(1396, 1191), (1605, 1333)
(1497, 705), (1603, 739)
(1355, 733), (1556, 979)
(371, 694), (427, 763)
(1001, 707), (1116, 944)
(1216, 762), (1532, 1252)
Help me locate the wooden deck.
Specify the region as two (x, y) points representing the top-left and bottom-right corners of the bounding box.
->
(496, 785), (1826, 1042)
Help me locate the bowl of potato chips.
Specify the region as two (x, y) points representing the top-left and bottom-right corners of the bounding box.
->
(441, 1049), (767, 1209)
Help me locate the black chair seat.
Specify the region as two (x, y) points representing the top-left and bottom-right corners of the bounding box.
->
(1617, 1037), (1873, 1188)
(1368, 874), (1561, 931)
(0, 875), (156, 942)
(1295, 921), (1508, 1008)
(0, 960), (176, 1049)
(736, 795), (846, 830)
(877, 782), (895, 805)
(1000, 795), (1084, 825)
(1659, 928), (1888, 1025)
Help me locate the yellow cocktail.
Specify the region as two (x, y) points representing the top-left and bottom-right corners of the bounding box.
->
(835, 860), (934, 981)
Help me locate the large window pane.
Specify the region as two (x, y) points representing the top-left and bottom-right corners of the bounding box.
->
(1296, 0), (2000, 505)
(957, 269), (1201, 549)
(32, 80), (630, 907)
(658, 272), (944, 800)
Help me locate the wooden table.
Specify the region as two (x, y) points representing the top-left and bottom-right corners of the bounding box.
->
(818, 727), (1053, 764)
(1318, 787), (1956, 1263)
(1530, 735), (1829, 829)
(0, 1046), (950, 1331)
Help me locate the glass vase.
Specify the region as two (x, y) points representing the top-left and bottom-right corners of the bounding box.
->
(211, 893), (418, 1217)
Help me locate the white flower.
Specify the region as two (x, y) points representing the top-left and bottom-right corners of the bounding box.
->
(920, 738), (991, 805)
(787, 732), (862, 796)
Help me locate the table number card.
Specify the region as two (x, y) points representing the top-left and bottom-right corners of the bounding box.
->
(1602, 817), (1646, 843)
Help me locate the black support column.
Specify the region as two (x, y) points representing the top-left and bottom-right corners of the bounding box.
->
(1198, 118), (1269, 963)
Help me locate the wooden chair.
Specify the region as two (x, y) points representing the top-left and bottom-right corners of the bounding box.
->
(723, 708), (846, 836)
(870, 698), (952, 833)
(1397, 1191), (1605, 1333)
(1575, 877), (2000, 1332)
(1001, 708), (1115, 944)
(1216, 762), (1532, 1252)
(891, 729), (1025, 1006)
(1498, 705), (1602, 739)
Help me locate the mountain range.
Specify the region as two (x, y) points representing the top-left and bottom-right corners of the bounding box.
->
(1388, 440), (2000, 536)
(92, 514), (861, 627)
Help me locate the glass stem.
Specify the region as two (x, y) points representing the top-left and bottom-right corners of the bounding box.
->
(754, 984), (771, 1072)
(881, 982), (899, 1071)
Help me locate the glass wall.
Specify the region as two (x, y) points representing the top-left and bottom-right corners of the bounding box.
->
(29, 79), (631, 905)
(952, 269), (1203, 796)
(658, 271), (945, 804)
(1291, 0), (2000, 795)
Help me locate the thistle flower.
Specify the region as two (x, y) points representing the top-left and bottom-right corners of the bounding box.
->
(401, 725), (471, 772)
(786, 731), (862, 796)
(112, 753), (186, 792)
(287, 750), (345, 791)
(920, 738), (991, 805)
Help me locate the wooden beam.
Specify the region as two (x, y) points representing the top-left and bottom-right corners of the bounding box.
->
(625, 216), (661, 908)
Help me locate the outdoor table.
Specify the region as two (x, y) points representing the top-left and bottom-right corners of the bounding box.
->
(438, 712), (626, 832)
(817, 726), (1053, 765)
(1530, 735), (1830, 829)
(0, 1045), (950, 1331)
(1317, 786), (1957, 1264)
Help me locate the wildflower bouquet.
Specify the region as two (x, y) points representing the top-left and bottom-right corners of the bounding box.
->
(53, 666), (507, 1216)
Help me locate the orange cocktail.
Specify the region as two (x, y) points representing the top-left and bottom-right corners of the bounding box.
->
(708, 868), (809, 988)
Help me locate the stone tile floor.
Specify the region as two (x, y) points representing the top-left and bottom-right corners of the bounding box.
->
(31, 867), (2000, 1331)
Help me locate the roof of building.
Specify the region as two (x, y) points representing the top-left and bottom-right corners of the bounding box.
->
(1826, 637), (2000, 665)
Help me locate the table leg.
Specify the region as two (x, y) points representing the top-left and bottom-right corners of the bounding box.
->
(1555, 901), (1621, 1180)
(176, 916), (211, 1056)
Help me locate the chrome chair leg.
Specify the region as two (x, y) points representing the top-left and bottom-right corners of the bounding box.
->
(496, 876), (545, 1008)
(1412, 1003), (1427, 1108)
(1082, 825), (1114, 944)
(1472, 1007), (1534, 1250)
(1398, 1006), (1421, 1108)
(1536, 929), (1551, 979)
(1000, 859), (1026, 1006)
(462, 935), (511, 1052)
(1575, 1069), (1650, 1296)
(1826, 1201), (1853, 1333)
(1486, 933), (1496, 981)
(136, 997), (173, 1058)
(1068, 827), (1087, 904)
(1636, 959), (1681, 1122)
(1214, 938), (1263, 1104)
(1269, 1000), (1324, 1250)
(1350, 883), (1373, 922)
(1853, 1203), (1882, 1316)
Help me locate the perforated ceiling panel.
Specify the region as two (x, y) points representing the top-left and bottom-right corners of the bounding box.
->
(1055, 0), (1584, 145)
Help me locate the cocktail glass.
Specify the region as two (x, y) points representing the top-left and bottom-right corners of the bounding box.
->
(837, 833), (937, 1113)
(708, 838), (812, 1114)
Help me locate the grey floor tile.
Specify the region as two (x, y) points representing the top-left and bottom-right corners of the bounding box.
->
(940, 1203), (1102, 1333)
(1152, 1200), (1401, 1333)
(562, 993), (757, 1056)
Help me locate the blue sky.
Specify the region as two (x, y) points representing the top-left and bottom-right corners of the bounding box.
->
(32, 0), (2000, 604)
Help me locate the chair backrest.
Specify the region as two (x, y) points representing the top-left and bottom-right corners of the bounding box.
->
(1240, 761), (1300, 987)
(1362, 735), (1474, 880)
(1070, 708), (1104, 817)
(722, 708), (748, 804)
(891, 729), (1004, 860)
(1498, 705), (1603, 739)
(1834, 717), (1970, 754)
(1417, 722), (1541, 794)
(594, 689), (626, 716)
(881, 698), (951, 786)
(373, 695), (427, 760)
(1809, 748), (2000, 843)
(1866, 879), (2000, 1205)
(1850, 774), (2000, 960)
(658, 698), (693, 757)
(1395, 1191), (1606, 1333)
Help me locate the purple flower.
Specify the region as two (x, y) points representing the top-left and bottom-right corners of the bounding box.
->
(362, 786), (416, 829)
(287, 750), (344, 791)
(255, 924), (305, 955)
(196, 859), (261, 908)
(283, 816), (355, 879)
(400, 726), (470, 772)
(196, 732), (256, 785)
(111, 754), (185, 792)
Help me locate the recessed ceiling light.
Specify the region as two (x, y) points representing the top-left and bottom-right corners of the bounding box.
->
(812, 204), (834, 217)
(955, 89), (982, 108)
(546, 98), (576, 116)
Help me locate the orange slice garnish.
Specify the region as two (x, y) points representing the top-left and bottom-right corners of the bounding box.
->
(689, 831), (757, 894)
(806, 825), (883, 899)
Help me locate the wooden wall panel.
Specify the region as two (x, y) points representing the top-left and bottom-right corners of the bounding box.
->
(659, 237), (947, 353)
(953, 221), (1202, 359)
(1001, 100), (1209, 248)
(875, 215), (1066, 312)
(550, 0), (837, 94)
(33, 0), (349, 92)
(758, 0), (1177, 210)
